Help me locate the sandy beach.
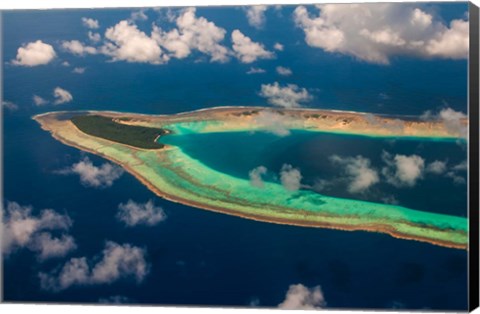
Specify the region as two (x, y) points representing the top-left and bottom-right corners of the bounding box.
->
(33, 107), (468, 250)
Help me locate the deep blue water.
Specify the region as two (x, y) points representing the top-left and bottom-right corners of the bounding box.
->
(2, 4), (469, 310)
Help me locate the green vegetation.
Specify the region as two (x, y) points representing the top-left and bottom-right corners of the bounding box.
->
(71, 115), (165, 149)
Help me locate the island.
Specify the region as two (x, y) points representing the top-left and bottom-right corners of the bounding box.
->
(34, 107), (469, 250)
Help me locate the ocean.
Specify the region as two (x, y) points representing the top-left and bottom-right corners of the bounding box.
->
(2, 4), (469, 310)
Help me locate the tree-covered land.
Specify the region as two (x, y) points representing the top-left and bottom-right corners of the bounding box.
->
(71, 115), (165, 149)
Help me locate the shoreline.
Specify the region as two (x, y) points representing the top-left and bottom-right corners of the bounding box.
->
(34, 115), (466, 250)
(33, 106), (467, 141)
(33, 109), (468, 250)
(32, 105), (466, 125)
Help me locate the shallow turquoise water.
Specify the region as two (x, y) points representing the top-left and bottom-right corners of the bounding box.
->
(161, 130), (467, 217)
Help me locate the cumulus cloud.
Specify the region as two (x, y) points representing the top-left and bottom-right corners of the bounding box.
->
(421, 107), (467, 138)
(421, 159), (466, 183)
(130, 10), (148, 21)
(381, 195), (400, 205)
(3, 100), (19, 111)
(276, 66), (292, 76)
(446, 171), (466, 185)
(382, 151), (425, 187)
(82, 17), (99, 29)
(259, 82), (312, 108)
(231, 30), (274, 63)
(88, 31), (101, 43)
(248, 166), (268, 188)
(452, 160), (467, 171)
(274, 42), (284, 51)
(39, 241), (149, 292)
(330, 155), (379, 193)
(33, 95), (49, 106)
(425, 19), (469, 59)
(53, 87), (73, 105)
(29, 233), (77, 261)
(245, 5), (268, 29)
(252, 110), (291, 136)
(61, 40), (97, 56)
(72, 67), (86, 74)
(278, 284), (326, 310)
(2, 202), (75, 260)
(58, 157), (124, 188)
(12, 40), (56, 66)
(312, 178), (332, 193)
(445, 160), (467, 184)
(102, 20), (168, 64)
(280, 164), (302, 191)
(246, 67), (266, 74)
(426, 160), (447, 174)
(116, 200), (166, 227)
(293, 4), (468, 64)
(152, 8), (229, 62)
(363, 113), (405, 133)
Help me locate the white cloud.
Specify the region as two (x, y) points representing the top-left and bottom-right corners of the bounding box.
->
(88, 31), (101, 43)
(61, 40), (97, 56)
(82, 17), (99, 29)
(424, 159), (466, 183)
(39, 241), (149, 292)
(62, 61), (70, 67)
(276, 66), (292, 76)
(72, 67), (86, 74)
(439, 108), (468, 138)
(312, 178), (332, 193)
(274, 42), (284, 51)
(151, 26), (190, 59)
(330, 155), (379, 193)
(103, 20), (168, 64)
(425, 19), (469, 59)
(293, 4), (469, 64)
(152, 8), (229, 62)
(231, 30), (274, 63)
(33, 95), (49, 106)
(259, 82), (312, 108)
(246, 67), (266, 74)
(252, 110), (291, 136)
(421, 107), (467, 138)
(2, 202), (75, 260)
(446, 160), (467, 184)
(130, 10), (148, 21)
(58, 157), (124, 188)
(426, 160), (447, 174)
(116, 200), (166, 227)
(245, 5), (268, 29)
(3, 101), (19, 111)
(278, 284), (326, 310)
(382, 151), (425, 187)
(381, 195), (399, 205)
(280, 164), (302, 191)
(29, 233), (77, 261)
(249, 166), (268, 188)
(53, 87), (73, 105)
(12, 40), (56, 67)
(452, 160), (467, 171)
(446, 171), (466, 185)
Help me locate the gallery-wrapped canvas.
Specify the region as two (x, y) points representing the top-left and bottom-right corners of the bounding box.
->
(1, 1), (479, 312)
